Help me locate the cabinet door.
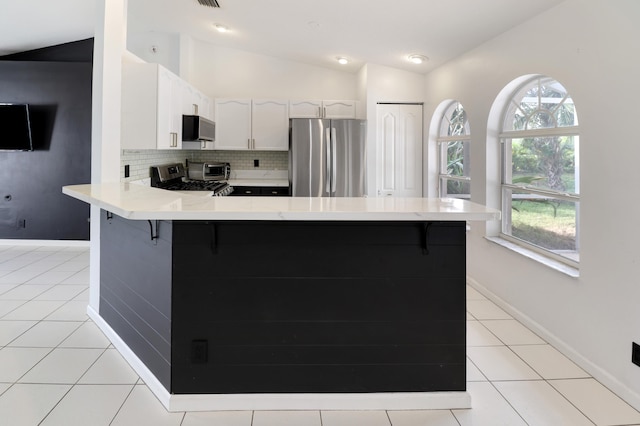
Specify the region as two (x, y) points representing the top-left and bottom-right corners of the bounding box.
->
(121, 62), (158, 150)
(231, 186), (261, 196)
(252, 99), (289, 151)
(200, 95), (213, 120)
(289, 100), (322, 118)
(156, 67), (181, 149)
(170, 76), (184, 149)
(323, 100), (356, 119)
(261, 186), (290, 196)
(215, 99), (252, 150)
(182, 85), (198, 116)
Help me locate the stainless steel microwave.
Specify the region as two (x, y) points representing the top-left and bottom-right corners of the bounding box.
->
(182, 115), (215, 142)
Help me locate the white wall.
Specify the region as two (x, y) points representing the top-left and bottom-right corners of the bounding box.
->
(126, 31), (181, 74)
(422, 0), (640, 408)
(187, 40), (357, 100)
(90, 0), (127, 311)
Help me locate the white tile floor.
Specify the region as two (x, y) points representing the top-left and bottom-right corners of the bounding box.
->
(1, 244), (640, 426)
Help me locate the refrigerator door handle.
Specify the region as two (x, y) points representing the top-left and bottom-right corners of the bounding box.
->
(325, 127), (332, 193)
(331, 127), (337, 193)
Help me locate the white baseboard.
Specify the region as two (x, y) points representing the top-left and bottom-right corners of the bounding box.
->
(0, 239), (89, 247)
(87, 306), (173, 409)
(87, 306), (471, 412)
(168, 391), (471, 412)
(467, 276), (640, 412)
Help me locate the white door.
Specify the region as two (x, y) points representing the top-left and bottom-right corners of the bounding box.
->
(376, 104), (423, 197)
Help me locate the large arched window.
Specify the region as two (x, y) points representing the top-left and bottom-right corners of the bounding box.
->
(500, 76), (579, 266)
(437, 101), (470, 198)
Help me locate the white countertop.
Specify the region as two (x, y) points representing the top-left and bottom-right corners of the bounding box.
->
(62, 183), (501, 222)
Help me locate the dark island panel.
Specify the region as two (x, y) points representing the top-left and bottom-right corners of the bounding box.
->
(170, 320), (464, 346)
(100, 212), (173, 390)
(171, 220), (466, 394)
(171, 364), (466, 394)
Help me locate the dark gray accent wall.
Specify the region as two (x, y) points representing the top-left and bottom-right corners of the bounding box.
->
(0, 40), (92, 240)
(0, 38), (94, 62)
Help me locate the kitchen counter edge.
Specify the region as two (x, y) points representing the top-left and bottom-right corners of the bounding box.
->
(62, 183), (501, 222)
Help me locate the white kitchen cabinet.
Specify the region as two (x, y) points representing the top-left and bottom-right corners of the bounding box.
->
(215, 99), (289, 151)
(252, 99), (289, 150)
(323, 100), (357, 119)
(288, 100), (323, 118)
(121, 62), (183, 150)
(289, 99), (357, 119)
(183, 85), (213, 120)
(214, 99), (252, 150)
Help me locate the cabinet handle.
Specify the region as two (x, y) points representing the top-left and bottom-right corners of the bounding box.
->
(248, 138), (251, 149)
(252, 139), (255, 150)
(201, 140), (206, 149)
(193, 104), (198, 115)
(318, 106), (322, 118)
(323, 106), (326, 118)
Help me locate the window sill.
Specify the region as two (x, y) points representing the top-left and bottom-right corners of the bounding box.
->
(485, 236), (579, 278)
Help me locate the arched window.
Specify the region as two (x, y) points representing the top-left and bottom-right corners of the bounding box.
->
(500, 76), (579, 265)
(437, 101), (470, 198)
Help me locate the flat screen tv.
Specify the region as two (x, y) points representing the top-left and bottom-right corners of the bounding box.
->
(0, 103), (33, 151)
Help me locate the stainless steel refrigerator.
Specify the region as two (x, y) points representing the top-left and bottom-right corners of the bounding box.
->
(289, 119), (366, 197)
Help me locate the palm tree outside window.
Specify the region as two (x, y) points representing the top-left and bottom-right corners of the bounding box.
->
(437, 101), (471, 198)
(500, 76), (580, 266)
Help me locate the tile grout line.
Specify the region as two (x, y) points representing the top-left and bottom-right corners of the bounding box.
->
(471, 301), (602, 425)
(106, 382), (138, 425)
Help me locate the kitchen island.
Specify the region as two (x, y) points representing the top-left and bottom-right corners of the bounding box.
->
(63, 183), (500, 412)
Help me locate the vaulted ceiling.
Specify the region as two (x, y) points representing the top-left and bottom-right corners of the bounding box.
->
(1, 0), (565, 73)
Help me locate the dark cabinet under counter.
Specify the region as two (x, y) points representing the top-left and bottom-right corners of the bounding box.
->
(231, 186), (290, 196)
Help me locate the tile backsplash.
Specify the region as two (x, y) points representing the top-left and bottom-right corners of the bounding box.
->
(121, 149), (289, 182)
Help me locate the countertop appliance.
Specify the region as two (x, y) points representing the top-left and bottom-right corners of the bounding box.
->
(289, 118), (366, 197)
(186, 160), (230, 181)
(150, 163), (233, 196)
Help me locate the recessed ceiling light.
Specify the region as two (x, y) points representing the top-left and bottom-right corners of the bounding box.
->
(337, 57), (349, 65)
(214, 24), (229, 33)
(407, 54), (428, 64)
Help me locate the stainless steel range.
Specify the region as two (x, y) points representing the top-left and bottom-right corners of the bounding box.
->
(150, 163), (234, 196)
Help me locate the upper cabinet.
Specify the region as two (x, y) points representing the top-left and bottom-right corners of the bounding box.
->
(121, 62), (213, 150)
(121, 63), (183, 150)
(289, 99), (357, 119)
(215, 99), (289, 151)
(183, 85), (213, 120)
